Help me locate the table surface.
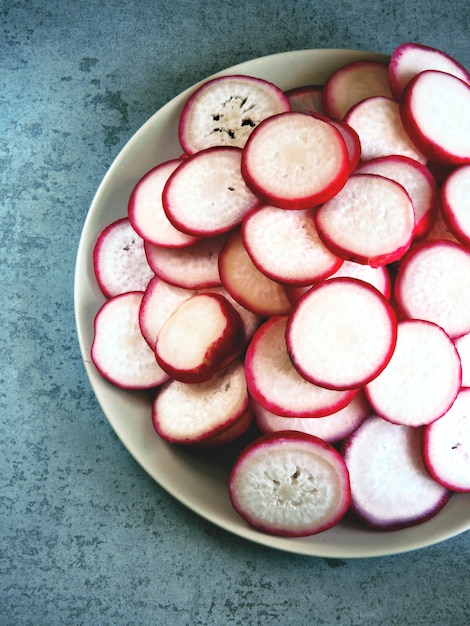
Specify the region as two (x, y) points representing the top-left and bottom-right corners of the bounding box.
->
(3, 1), (470, 624)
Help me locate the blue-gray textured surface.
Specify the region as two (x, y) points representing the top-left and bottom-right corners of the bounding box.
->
(2, 1), (470, 624)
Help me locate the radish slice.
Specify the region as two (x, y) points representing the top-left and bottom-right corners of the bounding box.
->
(245, 315), (356, 418)
(128, 159), (199, 248)
(365, 319), (461, 427)
(423, 388), (470, 492)
(179, 74), (291, 155)
(229, 431), (351, 537)
(285, 84), (323, 114)
(241, 112), (349, 210)
(287, 278), (397, 390)
(314, 173), (415, 267)
(152, 360), (248, 444)
(394, 239), (470, 338)
(163, 147), (260, 236)
(322, 59), (393, 120)
(307, 111), (362, 172)
(242, 205), (343, 286)
(454, 331), (470, 388)
(93, 218), (155, 298)
(91, 291), (169, 390)
(400, 70), (470, 166)
(389, 42), (470, 100)
(342, 415), (450, 530)
(197, 408), (254, 449)
(440, 164), (470, 248)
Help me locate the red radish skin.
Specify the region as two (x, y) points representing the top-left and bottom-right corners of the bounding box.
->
(454, 331), (470, 388)
(440, 165), (470, 248)
(229, 431), (351, 537)
(307, 111), (362, 172)
(342, 415), (450, 530)
(285, 84), (323, 114)
(196, 408), (254, 449)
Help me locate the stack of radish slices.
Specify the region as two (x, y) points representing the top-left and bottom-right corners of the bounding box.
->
(91, 42), (470, 538)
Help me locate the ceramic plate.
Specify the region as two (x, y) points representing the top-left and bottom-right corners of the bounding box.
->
(74, 49), (470, 558)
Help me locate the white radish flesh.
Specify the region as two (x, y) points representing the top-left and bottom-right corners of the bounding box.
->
(440, 164), (470, 248)
(454, 331), (470, 388)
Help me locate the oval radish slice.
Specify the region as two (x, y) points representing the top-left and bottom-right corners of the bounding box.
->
(152, 359), (248, 444)
(394, 239), (470, 338)
(440, 164), (470, 248)
(287, 278), (397, 390)
(285, 84), (323, 114)
(307, 111), (362, 172)
(400, 70), (470, 166)
(91, 291), (169, 390)
(454, 331), (470, 388)
(423, 388), (470, 492)
(245, 316), (356, 418)
(252, 389), (370, 443)
(389, 42), (470, 100)
(365, 320), (461, 427)
(242, 205), (343, 286)
(163, 147), (260, 236)
(241, 112), (349, 210)
(93, 218), (155, 298)
(315, 173), (415, 267)
(229, 431), (351, 537)
(322, 59), (393, 120)
(178, 74), (291, 155)
(342, 415), (450, 530)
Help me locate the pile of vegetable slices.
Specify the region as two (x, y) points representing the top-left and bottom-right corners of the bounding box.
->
(90, 42), (470, 537)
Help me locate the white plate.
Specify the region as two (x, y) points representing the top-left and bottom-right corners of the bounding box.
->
(74, 48), (470, 558)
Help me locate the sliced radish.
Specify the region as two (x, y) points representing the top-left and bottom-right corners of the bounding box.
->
(322, 59), (393, 120)
(365, 319), (461, 427)
(241, 111), (349, 210)
(252, 389), (370, 443)
(218, 228), (292, 317)
(423, 388), (470, 492)
(155, 292), (244, 383)
(400, 70), (470, 166)
(197, 408), (254, 449)
(314, 173), (415, 267)
(454, 331), (470, 388)
(91, 291), (169, 390)
(394, 239), (470, 338)
(389, 42), (470, 100)
(286, 278), (397, 390)
(355, 155), (438, 240)
(93, 218), (155, 298)
(144, 234), (226, 289)
(152, 359), (248, 444)
(242, 205), (343, 286)
(162, 147), (260, 236)
(307, 111), (362, 172)
(128, 159), (199, 248)
(342, 415), (450, 530)
(245, 315), (356, 418)
(345, 96), (427, 163)
(179, 74), (291, 155)
(440, 164), (470, 248)
(229, 431), (351, 537)
(285, 84), (323, 114)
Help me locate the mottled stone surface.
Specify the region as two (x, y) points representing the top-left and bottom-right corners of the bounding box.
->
(2, 1), (470, 624)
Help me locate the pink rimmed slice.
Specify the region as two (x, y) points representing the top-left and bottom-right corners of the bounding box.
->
(307, 111), (362, 172)
(242, 205), (343, 287)
(314, 173), (415, 267)
(91, 291), (169, 390)
(400, 70), (470, 166)
(322, 59), (393, 120)
(252, 388), (370, 444)
(218, 228), (292, 317)
(440, 164), (470, 248)
(178, 74), (291, 156)
(356, 155), (438, 240)
(144, 233), (226, 289)
(342, 414), (450, 530)
(241, 111), (349, 210)
(245, 315), (356, 418)
(345, 96), (427, 163)
(128, 159), (199, 248)
(285, 84), (323, 114)
(423, 388), (470, 492)
(196, 408), (254, 449)
(155, 292), (244, 383)
(389, 42), (470, 100)
(365, 319), (461, 427)
(394, 239), (470, 338)
(162, 147), (261, 236)
(93, 217), (155, 298)
(287, 277), (397, 391)
(152, 359), (248, 444)
(454, 331), (470, 388)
